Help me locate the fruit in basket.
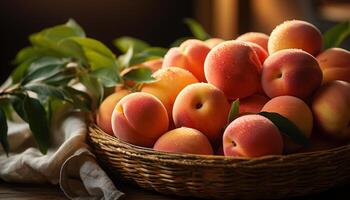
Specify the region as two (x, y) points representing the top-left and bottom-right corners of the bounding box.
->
(268, 20), (323, 56)
(205, 38), (225, 48)
(312, 80), (350, 141)
(153, 127), (213, 155)
(96, 90), (130, 135)
(142, 67), (198, 125)
(239, 94), (269, 114)
(316, 48), (350, 84)
(245, 42), (268, 66)
(261, 49), (322, 99)
(172, 83), (230, 144)
(261, 95), (313, 153)
(204, 41), (261, 100)
(162, 39), (210, 82)
(111, 92), (169, 147)
(223, 114), (283, 157)
(138, 58), (163, 73)
(236, 32), (269, 52)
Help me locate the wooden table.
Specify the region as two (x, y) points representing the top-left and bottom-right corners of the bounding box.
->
(0, 180), (349, 199)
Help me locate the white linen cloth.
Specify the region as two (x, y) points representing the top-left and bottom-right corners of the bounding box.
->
(0, 107), (124, 200)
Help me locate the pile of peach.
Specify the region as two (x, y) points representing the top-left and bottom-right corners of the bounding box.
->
(97, 20), (350, 158)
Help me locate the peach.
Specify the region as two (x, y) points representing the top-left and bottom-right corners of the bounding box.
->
(138, 58), (163, 73)
(262, 49), (323, 99)
(261, 95), (313, 153)
(141, 67), (198, 124)
(204, 41), (261, 100)
(223, 114), (283, 157)
(111, 92), (169, 147)
(316, 48), (350, 84)
(245, 41), (268, 68)
(312, 80), (350, 141)
(268, 20), (323, 55)
(153, 127), (213, 155)
(205, 38), (225, 48)
(239, 94), (269, 114)
(96, 90), (130, 135)
(236, 32), (269, 52)
(162, 39), (211, 82)
(172, 83), (230, 144)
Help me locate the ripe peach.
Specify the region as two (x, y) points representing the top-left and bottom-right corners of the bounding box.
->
(141, 67), (198, 124)
(205, 38), (225, 48)
(223, 114), (283, 157)
(268, 20), (323, 55)
(239, 94), (269, 114)
(96, 90), (130, 135)
(236, 32), (269, 52)
(262, 49), (322, 99)
(245, 41), (268, 68)
(153, 127), (213, 155)
(261, 95), (313, 153)
(316, 48), (350, 84)
(204, 41), (261, 100)
(138, 58), (163, 73)
(172, 83), (230, 143)
(312, 80), (350, 141)
(162, 39), (211, 82)
(111, 92), (169, 147)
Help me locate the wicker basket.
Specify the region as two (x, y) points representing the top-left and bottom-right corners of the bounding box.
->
(88, 124), (350, 199)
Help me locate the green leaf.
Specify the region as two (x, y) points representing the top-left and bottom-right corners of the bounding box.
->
(24, 83), (71, 102)
(65, 19), (86, 38)
(23, 96), (50, 154)
(57, 39), (87, 64)
(21, 60), (66, 84)
(113, 36), (150, 54)
(118, 47), (134, 68)
(323, 21), (350, 49)
(64, 87), (92, 111)
(43, 67), (77, 86)
(0, 108), (9, 156)
(258, 111), (309, 146)
(228, 99), (240, 124)
(27, 57), (67, 73)
(122, 67), (157, 83)
(91, 67), (121, 87)
(10, 95), (28, 122)
(80, 74), (104, 105)
(30, 22), (84, 45)
(129, 47), (168, 66)
(70, 37), (115, 59)
(184, 18), (210, 40)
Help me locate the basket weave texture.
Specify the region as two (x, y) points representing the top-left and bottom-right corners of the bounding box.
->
(88, 124), (350, 199)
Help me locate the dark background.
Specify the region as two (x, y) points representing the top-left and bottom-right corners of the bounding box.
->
(0, 0), (194, 82)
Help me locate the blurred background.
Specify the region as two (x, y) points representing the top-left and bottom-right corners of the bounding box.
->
(0, 0), (349, 82)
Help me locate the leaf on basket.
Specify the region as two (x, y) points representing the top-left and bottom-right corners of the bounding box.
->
(228, 99), (240, 124)
(0, 108), (9, 156)
(258, 111), (310, 146)
(323, 21), (350, 49)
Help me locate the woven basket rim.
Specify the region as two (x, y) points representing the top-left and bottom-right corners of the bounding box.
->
(89, 123), (350, 167)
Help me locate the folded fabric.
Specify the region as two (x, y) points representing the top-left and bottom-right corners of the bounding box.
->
(0, 108), (124, 199)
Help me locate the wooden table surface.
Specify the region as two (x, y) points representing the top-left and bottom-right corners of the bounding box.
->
(0, 180), (349, 200)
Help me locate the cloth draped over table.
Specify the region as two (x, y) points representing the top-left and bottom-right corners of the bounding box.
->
(0, 106), (124, 200)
